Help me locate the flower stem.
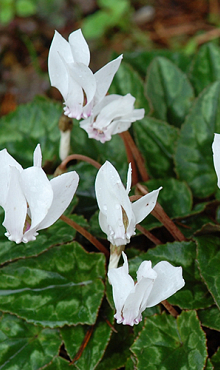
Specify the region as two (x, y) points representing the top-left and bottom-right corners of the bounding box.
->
(60, 215), (109, 258)
(136, 224), (162, 245)
(161, 300), (179, 318)
(108, 244), (125, 270)
(59, 154), (101, 171)
(120, 131), (149, 182)
(136, 183), (186, 242)
(119, 132), (139, 185)
(70, 325), (94, 364)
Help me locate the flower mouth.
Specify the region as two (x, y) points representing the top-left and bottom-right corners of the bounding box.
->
(23, 213), (31, 233)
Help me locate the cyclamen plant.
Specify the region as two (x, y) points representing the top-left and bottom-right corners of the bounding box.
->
(0, 28), (220, 370)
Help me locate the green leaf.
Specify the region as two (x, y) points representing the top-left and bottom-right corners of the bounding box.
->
(189, 43), (220, 95)
(0, 313), (61, 369)
(175, 81), (220, 198)
(204, 358), (214, 370)
(196, 235), (220, 309)
(96, 324), (134, 370)
(129, 241), (214, 309)
(71, 121), (128, 176)
(211, 347), (220, 368)
(146, 178), (193, 218)
(0, 214), (78, 265)
(198, 306), (220, 331)
(145, 57), (194, 127)
(0, 96), (62, 168)
(0, 242), (105, 327)
(131, 311), (207, 370)
(60, 300), (113, 370)
(44, 356), (71, 369)
(109, 62), (150, 113)
(123, 50), (191, 78)
(125, 356), (138, 370)
(133, 116), (179, 178)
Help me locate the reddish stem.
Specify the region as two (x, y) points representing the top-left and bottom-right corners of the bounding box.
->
(70, 325), (94, 364)
(161, 300), (179, 318)
(59, 154), (101, 171)
(136, 183), (186, 242)
(136, 224), (162, 245)
(120, 131), (149, 182)
(60, 215), (109, 258)
(119, 132), (138, 185)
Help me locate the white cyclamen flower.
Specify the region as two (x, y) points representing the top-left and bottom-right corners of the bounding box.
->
(0, 145), (79, 243)
(108, 252), (185, 326)
(95, 161), (162, 246)
(80, 94), (145, 143)
(212, 133), (220, 188)
(48, 29), (122, 120)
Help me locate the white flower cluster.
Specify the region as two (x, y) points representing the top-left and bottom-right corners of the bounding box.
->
(0, 29), (188, 327)
(48, 29), (144, 143)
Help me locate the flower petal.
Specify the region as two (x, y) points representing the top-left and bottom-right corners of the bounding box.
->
(132, 187), (162, 224)
(33, 144), (42, 167)
(145, 261), (185, 308)
(126, 163), (132, 194)
(212, 133), (220, 188)
(93, 94), (135, 130)
(48, 31), (71, 99)
(37, 171), (79, 231)
(93, 55), (123, 106)
(2, 167), (27, 243)
(122, 260), (157, 325)
(95, 161), (134, 246)
(20, 167), (53, 242)
(108, 252), (134, 323)
(122, 277), (154, 325)
(61, 60), (96, 119)
(0, 149), (23, 207)
(69, 29), (90, 66)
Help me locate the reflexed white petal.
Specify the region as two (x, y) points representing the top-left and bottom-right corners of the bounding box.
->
(92, 94), (120, 117)
(66, 62), (96, 107)
(95, 161), (133, 245)
(108, 119), (132, 136)
(98, 211), (109, 236)
(121, 108), (145, 122)
(136, 260), (157, 282)
(94, 55), (123, 105)
(132, 187), (162, 224)
(93, 94), (135, 130)
(0, 149), (23, 207)
(37, 171), (79, 230)
(0, 148), (23, 171)
(145, 261), (185, 308)
(126, 163), (132, 194)
(122, 275), (154, 325)
(33, 144), (42, 167)
(65, 75), (84, 119)
(108, 252), (134, 323)
(212, 133), (220, 188)
(48, 31), (71, 98)
(62, 60), (96, 118)
(20, 167), (53, 239)
(69, 29), (90, 66)
(2, 167), (27, 243)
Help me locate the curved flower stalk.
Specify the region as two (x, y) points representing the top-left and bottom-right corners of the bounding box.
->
(212, 133), (220, 188)
(48, 29), (122, 120)
(0, 145), (79, 244)
(80, 94), (145, 143)
(108, 252), (185, 326)
(95, 161), (162, 247)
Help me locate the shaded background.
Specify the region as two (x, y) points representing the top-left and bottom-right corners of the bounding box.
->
(0, 0), (220, 115)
